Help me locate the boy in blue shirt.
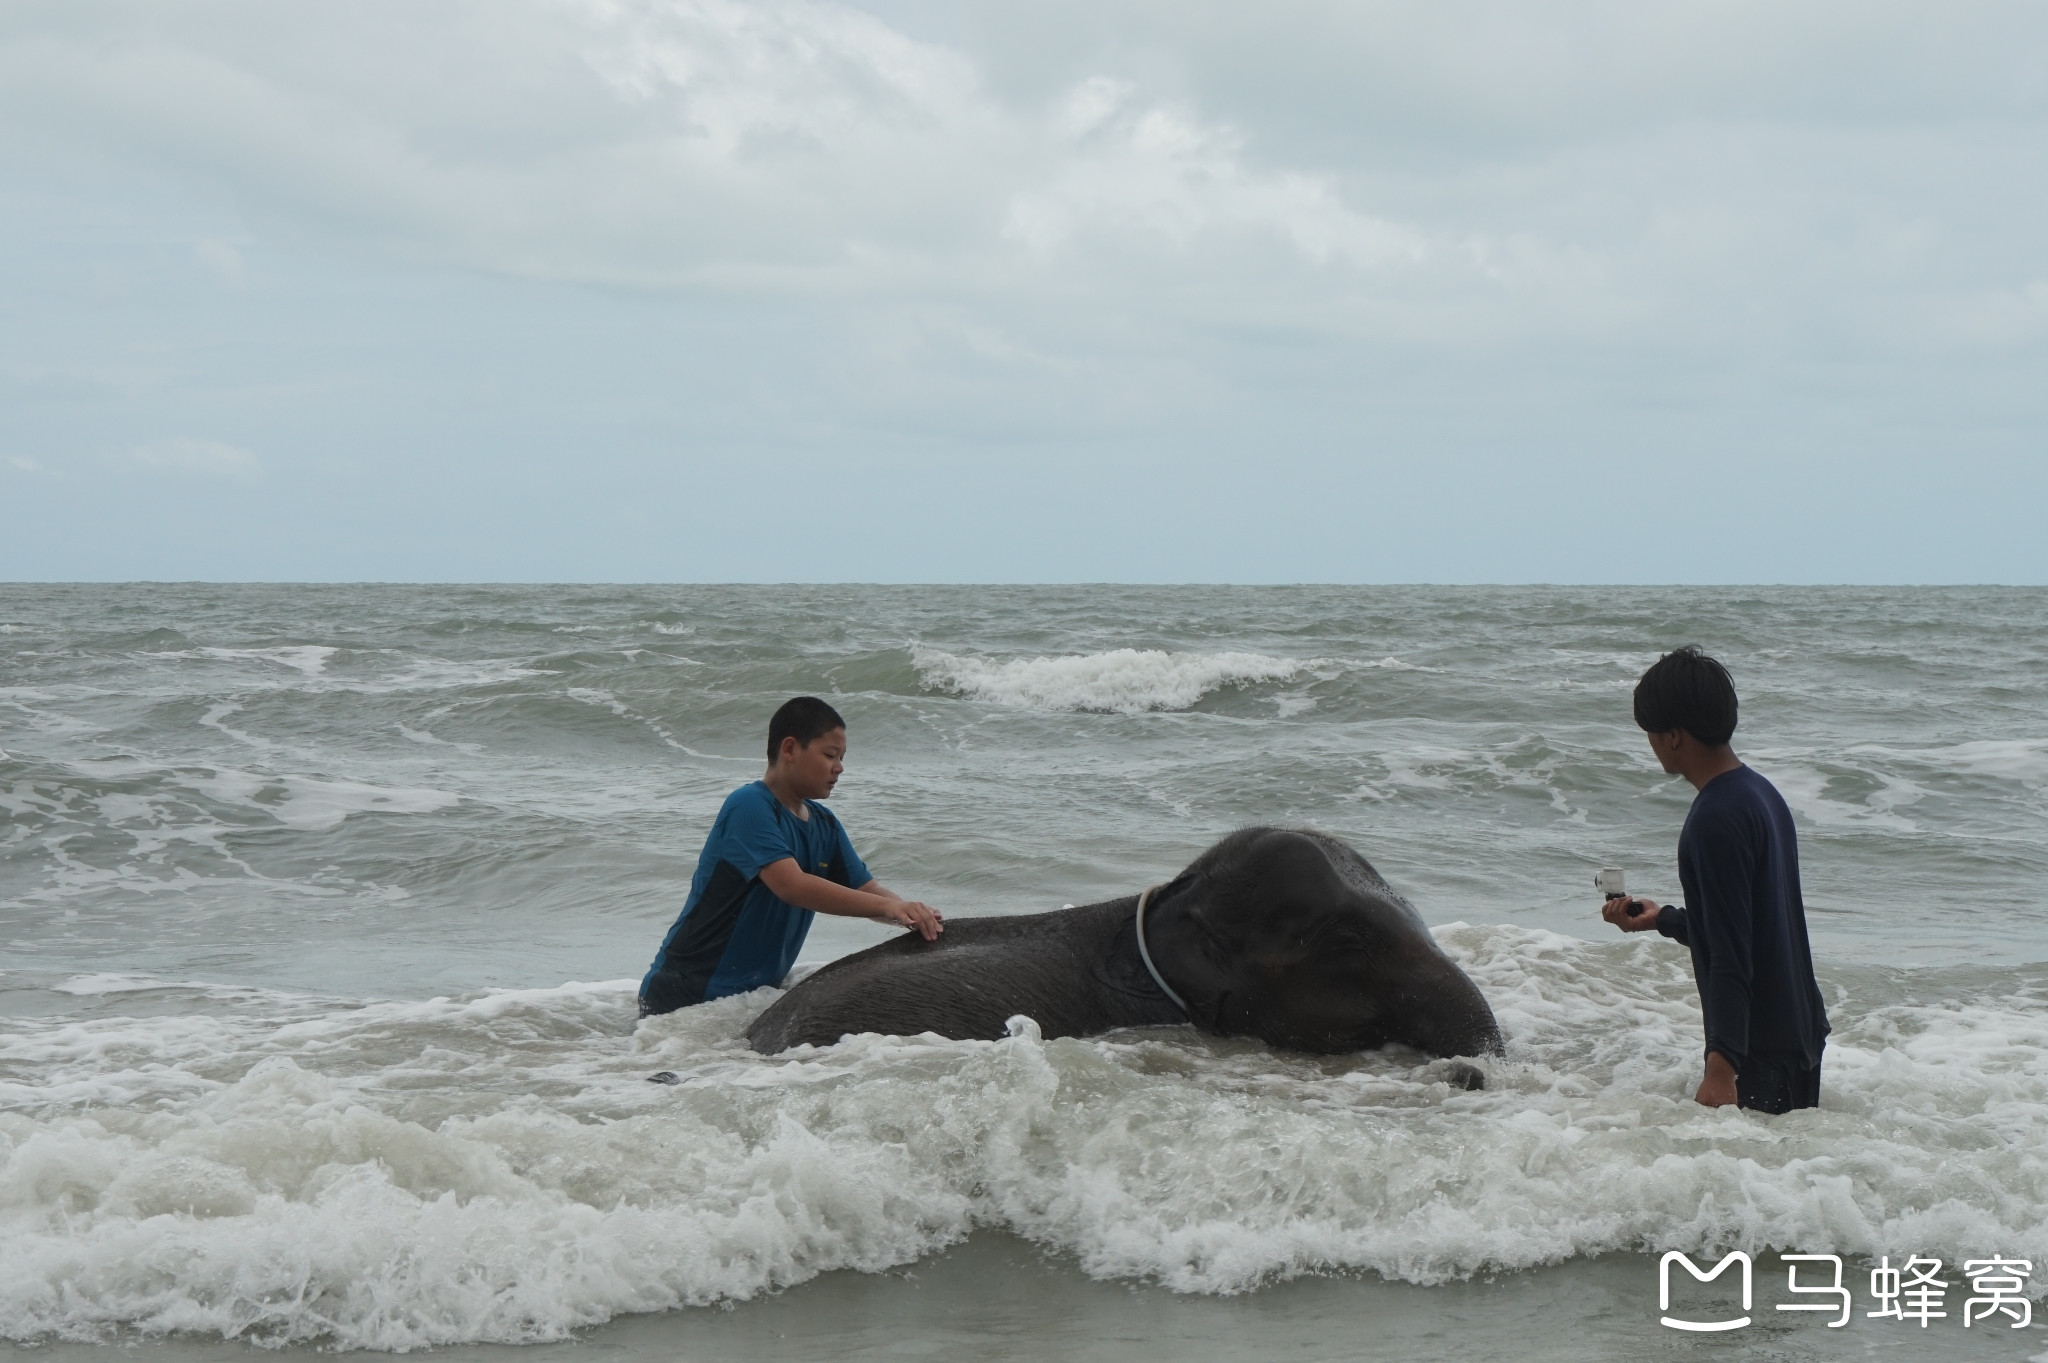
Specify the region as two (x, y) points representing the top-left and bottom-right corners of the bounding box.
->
(1602, 647), (1830, 1113)
(639, 696), (944, 1016)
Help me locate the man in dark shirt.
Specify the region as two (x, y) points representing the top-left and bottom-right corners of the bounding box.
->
(1602, 647), (1830, 1113)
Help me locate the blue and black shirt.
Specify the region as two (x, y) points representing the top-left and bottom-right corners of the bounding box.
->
(640, 781), (871, 1014)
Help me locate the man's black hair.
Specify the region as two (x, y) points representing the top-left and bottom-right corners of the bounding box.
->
(1632, 646), (1738, 747)
(767, 696), (846, 763)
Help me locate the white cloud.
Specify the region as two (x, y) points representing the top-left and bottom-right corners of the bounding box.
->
(0, 0), (2040, 362)
(1, 0), (2045, 585)
(1004, 77), (1430, 272)
(130, 439), (261, 477)
(6, 455), (45, 473)
(0, 0), (2032, 366)
(0, 0), (1454, 301)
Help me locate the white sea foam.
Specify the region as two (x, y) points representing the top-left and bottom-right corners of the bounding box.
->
(543, 621), (695, 636)
(1272, 692), (1318, 718)
(192, 646), (338, 676)
(1768, 764), (1926, 833)
(266, 775), (459, 831)
(1932, 739), (2048, 785)
(913, 647), (1308, 713)
(373, 658), (552, 692)
(565, 687), (756, 762)
(50, 973), (173, 996)
(1849, 738), (2048, 788)
(80, 757), (458, 834)
(49, 975), (294, 1004)
(143, 648), (545, 696)
(2, 933), (2043, 1349)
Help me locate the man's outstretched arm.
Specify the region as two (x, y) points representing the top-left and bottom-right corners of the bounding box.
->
(757, 858), (944, 939)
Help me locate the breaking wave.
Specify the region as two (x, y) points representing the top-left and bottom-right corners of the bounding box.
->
(911, 647), (1308, 713)
(3, 931), (2044, 1349)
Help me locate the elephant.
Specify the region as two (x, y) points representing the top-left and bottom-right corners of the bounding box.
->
(742, 827), (1504, 1076)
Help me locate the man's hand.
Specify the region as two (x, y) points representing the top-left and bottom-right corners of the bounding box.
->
(1696, 1051), (1739, 1108)
(1602, 895), (1662, 933)
(877, 899), (944, 941)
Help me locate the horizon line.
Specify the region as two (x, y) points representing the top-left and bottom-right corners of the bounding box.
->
(5, 580), (2045, 590)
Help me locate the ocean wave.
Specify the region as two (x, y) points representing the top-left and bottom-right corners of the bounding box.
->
(2, 934), (2044, 1349)
(912, 647), (1308, 713)
(137, 646), (340, 677)
(1849, 738), (2048, 787)
(135, 647), (553, 697)
(0, 745), (459, 847)
(259, 775), (460, 831)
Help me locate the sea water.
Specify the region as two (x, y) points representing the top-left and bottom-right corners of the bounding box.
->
(2, 584), (2045, 1359)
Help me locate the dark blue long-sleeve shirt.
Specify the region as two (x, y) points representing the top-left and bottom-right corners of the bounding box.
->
(1653, 765), (1830, 1069)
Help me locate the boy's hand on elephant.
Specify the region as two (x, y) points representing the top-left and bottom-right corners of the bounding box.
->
(882, 899), (944, 940)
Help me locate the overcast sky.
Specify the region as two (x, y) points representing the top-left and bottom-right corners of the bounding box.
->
(3, 0), (2044, 582)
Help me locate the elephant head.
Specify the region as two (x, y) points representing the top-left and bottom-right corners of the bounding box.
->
(1139, 826), (1504, 1060)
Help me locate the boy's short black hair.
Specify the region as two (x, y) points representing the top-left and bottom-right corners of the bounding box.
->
(767, 696), (846, 763)
(1633, 646), (1738, 747)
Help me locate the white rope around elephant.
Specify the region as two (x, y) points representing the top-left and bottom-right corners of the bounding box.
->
(1133, 883), (1191, 1018)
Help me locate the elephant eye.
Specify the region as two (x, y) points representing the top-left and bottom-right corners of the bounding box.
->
(1303, 926), (1372, 957)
